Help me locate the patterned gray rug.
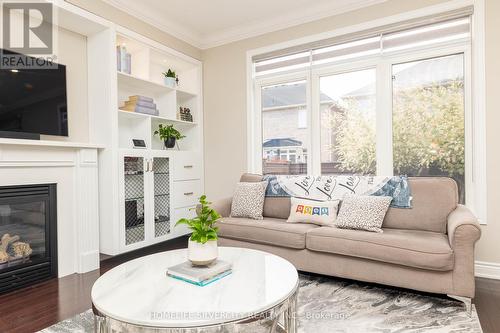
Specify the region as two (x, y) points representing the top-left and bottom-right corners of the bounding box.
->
(39, 274), (482, 333)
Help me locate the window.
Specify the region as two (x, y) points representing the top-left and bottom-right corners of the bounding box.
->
(392, 54), (465, 201)
(252, 13), (475, 205)
(261, 80), (308, 175)
(320, 69), (377, 175)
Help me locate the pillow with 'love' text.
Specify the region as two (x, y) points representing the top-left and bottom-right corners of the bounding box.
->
(287, 197), (339, 226)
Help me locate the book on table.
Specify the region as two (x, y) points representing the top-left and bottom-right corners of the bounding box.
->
(167, 260), (232, 286)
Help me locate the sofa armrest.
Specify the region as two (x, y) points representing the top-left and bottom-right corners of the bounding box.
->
(447, 204), (481, 298)
(447, 204), (481, 247)
(210, 197), (233, 218)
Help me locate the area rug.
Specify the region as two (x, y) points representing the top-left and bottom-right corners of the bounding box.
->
(39, 274), (482, 333)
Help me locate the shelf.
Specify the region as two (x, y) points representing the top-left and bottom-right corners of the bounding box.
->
(124, 171), (144, 176)
(117, 71), (174, 94)
(176, 89), (197, 99)
(118, 110), (198, 126)
(117, 71), (198, 97)
(125, 197), (144, 201)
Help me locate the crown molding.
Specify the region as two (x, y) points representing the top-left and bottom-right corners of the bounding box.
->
(100, 0), (204, 48)
(100, 0), (386, 50)
(199, 0), (387, 49)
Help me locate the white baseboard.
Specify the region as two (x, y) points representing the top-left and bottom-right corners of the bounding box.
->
(78, 250), (100, 274)
(475, 261), (500, 280)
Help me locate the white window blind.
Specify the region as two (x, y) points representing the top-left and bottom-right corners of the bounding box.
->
(253, 8), (472, 76)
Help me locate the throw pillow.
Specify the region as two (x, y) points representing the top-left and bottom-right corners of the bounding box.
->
(230, 181), (268, 220)
(335, 195), (392, 233)
(287, 197), (339, 226)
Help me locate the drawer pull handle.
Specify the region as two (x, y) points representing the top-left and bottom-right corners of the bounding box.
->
(184, 192), (194, 196)
(183, 165), (194, 169)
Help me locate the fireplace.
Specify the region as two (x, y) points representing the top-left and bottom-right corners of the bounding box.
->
(0, 184), (57, 294)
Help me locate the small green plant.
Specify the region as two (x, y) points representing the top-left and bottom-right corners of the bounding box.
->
(154, 124), (185, 141)
(176, 195), (221, 244)
(162, 69), (176, 78)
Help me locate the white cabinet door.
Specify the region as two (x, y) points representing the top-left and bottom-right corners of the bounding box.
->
(120, 151), (149, 251)
(150, 155), (173, 241)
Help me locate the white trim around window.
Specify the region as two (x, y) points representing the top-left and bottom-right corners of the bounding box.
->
(246, 0), (486, 224)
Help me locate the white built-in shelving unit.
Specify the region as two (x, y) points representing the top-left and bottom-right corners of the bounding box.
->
(84, 9), (204, 255)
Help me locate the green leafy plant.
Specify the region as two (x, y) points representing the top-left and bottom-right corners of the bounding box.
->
(162, 69), (176, 78)
(329, 80), (465, 178)
(176, 195), (221, 244)
(154, 124), (185, 141)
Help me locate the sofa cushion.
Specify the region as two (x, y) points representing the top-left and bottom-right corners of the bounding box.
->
(287, 197), (340, 226)
(240, 173), (263, 182)
(263, 197), (291, 219)
(306, 227), (454, 271)
(383, 177), (458, 233)
(335, 195), (392, 233)
(230, 181), (268, 220)
(218, 217), (319, 249)
(240, 174), (291, 219)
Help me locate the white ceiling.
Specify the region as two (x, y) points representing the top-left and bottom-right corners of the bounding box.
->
(101, 0), (386, 49)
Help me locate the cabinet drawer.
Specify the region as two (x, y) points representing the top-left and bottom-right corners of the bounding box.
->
(173, 153), (201, 181)
(172, 180), (203, 208)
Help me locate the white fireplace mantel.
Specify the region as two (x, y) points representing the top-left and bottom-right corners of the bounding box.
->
(0, 138), (104, 149)
(0, 139), (104, 277)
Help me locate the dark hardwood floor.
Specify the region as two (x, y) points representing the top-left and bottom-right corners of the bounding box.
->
(1, 236), (499, 333)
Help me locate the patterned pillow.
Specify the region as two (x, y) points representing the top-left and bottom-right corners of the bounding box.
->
(230, 181), (268, 220)
(335, 195), (392, 233)
(287, 197), (339, 226)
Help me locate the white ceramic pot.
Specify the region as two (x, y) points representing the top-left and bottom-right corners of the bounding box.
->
(188, 239), (218, 266)
(164, 76), (176, 88)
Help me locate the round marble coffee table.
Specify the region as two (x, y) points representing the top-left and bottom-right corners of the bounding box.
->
(91, 247), (299, 333)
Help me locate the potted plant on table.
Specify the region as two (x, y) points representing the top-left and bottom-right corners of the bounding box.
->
(154, 124), (185, 149)
(176, 195), (221, 266)
(162, 69), (178, 88)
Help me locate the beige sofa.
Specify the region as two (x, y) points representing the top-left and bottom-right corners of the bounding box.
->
(213, 173), (481, 311)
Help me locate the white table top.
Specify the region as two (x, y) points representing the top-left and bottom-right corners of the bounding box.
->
(91, 247), (299, 328)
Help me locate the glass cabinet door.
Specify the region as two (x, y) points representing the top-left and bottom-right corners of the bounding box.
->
(123, 156), (145, 245)
(152, 157), (171, 238)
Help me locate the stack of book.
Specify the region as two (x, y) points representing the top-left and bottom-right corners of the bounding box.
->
(167, 260), (232, 286)
(120, 95), (159, 116)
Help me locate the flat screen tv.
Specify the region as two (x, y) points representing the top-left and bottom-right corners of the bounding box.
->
(0, 49), (68, 139)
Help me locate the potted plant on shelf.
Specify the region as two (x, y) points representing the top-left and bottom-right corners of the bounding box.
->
(162, 69), (178, 88)
(176, 195), (221, 266)
(154, 124), (185, 149)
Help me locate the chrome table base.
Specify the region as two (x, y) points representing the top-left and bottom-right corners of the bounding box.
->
(93, 285), (298, 333)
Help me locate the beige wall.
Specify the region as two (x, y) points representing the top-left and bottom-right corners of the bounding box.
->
(475, 0), (500, 264)
(202, 0), (500, 265)
(65, 0), (201, 60)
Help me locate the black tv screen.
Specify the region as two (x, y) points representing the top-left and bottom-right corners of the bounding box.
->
(0, 50), (68, 137)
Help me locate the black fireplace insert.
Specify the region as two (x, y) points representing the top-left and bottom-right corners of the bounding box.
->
(0, 184), (57, 294)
